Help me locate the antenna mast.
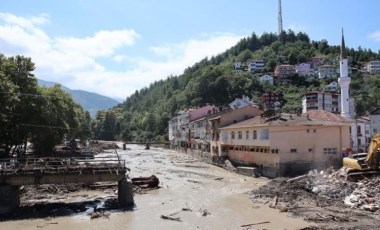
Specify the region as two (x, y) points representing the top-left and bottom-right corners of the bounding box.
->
(278, 0), (283, 35)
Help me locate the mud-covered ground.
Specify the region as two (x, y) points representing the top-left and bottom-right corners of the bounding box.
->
(0, 144), (313, 230)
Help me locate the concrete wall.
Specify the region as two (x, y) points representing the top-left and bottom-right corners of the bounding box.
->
(269, 125), (350, 165)
(227, 149), (279, 178)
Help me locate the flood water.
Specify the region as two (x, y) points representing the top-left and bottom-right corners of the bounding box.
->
(0, 144), (310, 230)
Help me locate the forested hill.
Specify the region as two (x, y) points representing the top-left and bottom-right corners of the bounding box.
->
(92, 30), (380, 142)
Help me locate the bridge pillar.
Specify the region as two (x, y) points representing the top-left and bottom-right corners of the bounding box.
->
(0, 185), (20, 214)
(118, 178), (134, 207)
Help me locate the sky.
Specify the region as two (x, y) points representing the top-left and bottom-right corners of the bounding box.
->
(1, 0), (380, 101)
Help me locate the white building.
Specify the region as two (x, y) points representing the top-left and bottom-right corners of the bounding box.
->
(295, 63), (313, 76)
(258, 75), (273, 85)
(350, 116), (370, 152)
(370, 108), (380, 136)
(364, 60), (380, 74)
(318, 65), (337, 78)
(229, 96), (258, 110)
(324, 81), (338, 92)
(168, 110), (190, 147)
(247, 60), (265, 73)
(302, 92), (341, 114)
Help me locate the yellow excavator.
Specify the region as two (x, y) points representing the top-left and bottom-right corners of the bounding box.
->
(343, 133), (380, 176)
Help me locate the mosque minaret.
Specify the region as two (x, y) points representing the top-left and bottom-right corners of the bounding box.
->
(338, 29), (351, 118)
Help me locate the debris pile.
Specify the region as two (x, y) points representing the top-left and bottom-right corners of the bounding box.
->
(251, 168), (380, 213)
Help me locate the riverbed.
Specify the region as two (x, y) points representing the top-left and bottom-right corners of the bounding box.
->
(0, 144), (310, 229)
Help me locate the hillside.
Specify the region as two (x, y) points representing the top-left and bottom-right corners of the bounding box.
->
(92, 30), (380, 142)
(38, 79), (120, 117)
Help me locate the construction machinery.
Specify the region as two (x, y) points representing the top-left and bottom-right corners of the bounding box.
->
(343, 133), (380, 176)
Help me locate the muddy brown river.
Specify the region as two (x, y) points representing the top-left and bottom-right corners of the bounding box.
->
(0, 145), (310, 229)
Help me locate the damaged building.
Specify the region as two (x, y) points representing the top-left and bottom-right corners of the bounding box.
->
(219, 110), (354, 178)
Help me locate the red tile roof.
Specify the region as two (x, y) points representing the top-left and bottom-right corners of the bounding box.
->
(220, 110), (354, 129)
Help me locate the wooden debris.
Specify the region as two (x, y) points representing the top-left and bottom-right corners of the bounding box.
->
(160, 215), (182, 222)
(286, 174), (308, 183)
(241, 221), (270, 227)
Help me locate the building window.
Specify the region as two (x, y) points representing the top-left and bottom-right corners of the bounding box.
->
(238, 131), (242, 139)
(231, 132), (235, 139)
(308, 148), (313, 152)
(313, 129), (317, 133)
(307, 129), (310, 133)
(253, 130), (257, 139)
(323, 148), (337, 154)
(290, 148), (297, 153)
(358, 139), (362, 146)
(246, 131), (249, 139)
(260, 129), (269, 140)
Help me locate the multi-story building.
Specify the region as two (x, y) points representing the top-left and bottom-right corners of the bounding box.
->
(219, 110), (352, 177)
(369, 108), (380, 136)
(261, 92), (283, 110)
(168, 110), (190, 148)
(209, 105), (262, 156)
(350, 116), (371, 152)
(302, 92), (341, 114)
(318, 65), (337, 78)
(364, 60), (380, 74)
(295, 63), (313, 76)
(258, 75), (273, 85)
(247, 60), (265, 73)
(274, 64), (295, 79)
(168, 105), (215, 149)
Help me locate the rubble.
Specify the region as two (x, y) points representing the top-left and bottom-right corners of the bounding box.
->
(250, 168), (380, 228)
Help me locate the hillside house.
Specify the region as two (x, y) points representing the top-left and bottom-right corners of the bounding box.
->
(275, 64), (295, 79)
(318, 65), (337, 78)
(364, 60), (380, 74)
(295, 63), (313, 76)
(219, 110), (353, 177)
(261, 92), (283, 110)
(247, 60), (265, 73)
(229, 96), (257, 110)
(258, 75), (273, 86)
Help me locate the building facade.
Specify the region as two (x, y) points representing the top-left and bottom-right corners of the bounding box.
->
(209, 105), (262, 156)
(275, 64), (295, 79)
(364, 60), (380, 75)
(247, 60), (265, 73)
(295, 63), (313, 76)
(258, 75), (274, 86)
(219, 110), (352, 177)
(302, 92), (341, 114)
(318, 65), (337, 78)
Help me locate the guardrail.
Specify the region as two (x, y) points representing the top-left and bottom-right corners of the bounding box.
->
(0, 156), (127, 176)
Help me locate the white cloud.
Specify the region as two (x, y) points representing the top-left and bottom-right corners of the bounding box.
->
(368, 31), (380, 41)
(0, 12), (244, 99)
